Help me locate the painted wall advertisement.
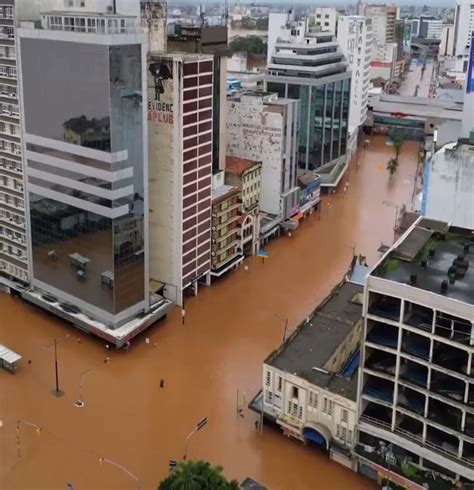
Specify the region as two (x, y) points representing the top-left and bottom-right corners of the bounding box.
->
(148, 59), (174, 125)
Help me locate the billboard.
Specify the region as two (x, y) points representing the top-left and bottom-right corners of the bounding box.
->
(467, 33), (474, 93)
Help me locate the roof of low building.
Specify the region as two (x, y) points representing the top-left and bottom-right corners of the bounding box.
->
(225, 156), (261, 176)
(265, 281), (363, 401)
(211, 184), (240, 203)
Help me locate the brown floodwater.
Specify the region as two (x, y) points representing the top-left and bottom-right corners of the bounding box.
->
(0, 136), (419, 490)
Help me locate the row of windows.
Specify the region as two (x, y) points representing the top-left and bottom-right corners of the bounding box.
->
(0, 66), (16, 79)
(0, 192), (23, 208)
(0, 46), (15, 59)
(0, 103), (19, 117)
(0, 241), (26, 261)
(0, 260), (28, 282)
(0, 175), (22, 192)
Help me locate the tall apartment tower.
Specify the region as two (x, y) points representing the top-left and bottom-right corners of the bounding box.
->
(337, 16), (373, 137)
(15, 4), (172, 346)
(356, 217), (474, 487)
(167, 24), (229, 173)
(454, 0), (474, 71)
(364, 4), (398, 58)
(0, 0), (28, 287)
(148, 53), (214, 306)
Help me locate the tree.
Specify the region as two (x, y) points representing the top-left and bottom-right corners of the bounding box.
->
(387, 158), (399, 178)
(393, 135), (405, 159)
(159, 460), (240, 490)
(229, 36), (267, 56)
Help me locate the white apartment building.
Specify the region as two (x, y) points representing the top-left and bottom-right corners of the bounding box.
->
(0, 0), (28, 287)
(266, 11), (306, 66)
(254, 279), (364, 467)
(226, 91), (300, 238)
(312, 7), (338, 34)
(364, 4), (398, 49)
(454, 0), (474, 71)
(356, 217), (474, 487)
(337, 16), (373, 147)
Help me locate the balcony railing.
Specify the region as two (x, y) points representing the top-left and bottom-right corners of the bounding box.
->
(359, 415), (473, 468)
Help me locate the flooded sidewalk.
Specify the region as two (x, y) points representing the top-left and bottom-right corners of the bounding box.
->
(0, 136), (419, 490)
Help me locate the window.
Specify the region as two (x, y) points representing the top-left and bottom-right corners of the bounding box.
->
(341, 409), (348, 423)
(348, 430), (353, 444)
(322, 397), (334, 416)
(287, 401), (300, 418)
(308, 391), (318, 409)
(277, 376), (282, 392)
(265, 390), (273, 404)
(291, 386), (299, 399)
(298, 405), (303, 419)
(265, 370), (271, 387)
(341, 426), (347, 441)
(328, 400), (334, 416)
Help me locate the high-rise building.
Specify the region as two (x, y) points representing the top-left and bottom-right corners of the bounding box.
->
(337, 16), (373, 148)
(167, 24), (229, 173)
(356, 217), (474, 487)
(312, 7), (338, 34)
(0, 1), (29, 288)
(16, 3), (172, 345)
(419, 16), (443, 40)
(364, 4), (398, 47)
(147, 52), (214, 305)
(265, 11), (351, 187)
(454, 0), (474, 71)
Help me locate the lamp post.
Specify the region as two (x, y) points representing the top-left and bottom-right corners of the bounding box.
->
(15, 420), (42, 459)
(43, 334), (70, 397)
(99, 457), (140, 490)
(183, 417), (208, 461)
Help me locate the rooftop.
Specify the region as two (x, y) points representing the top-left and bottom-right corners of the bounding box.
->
(423, 141), (474, 230)
(225, 156), (261, 176)
(266, 281), (363, 400)
(373, 218), (474, 306)
(211, 184), (240, 203)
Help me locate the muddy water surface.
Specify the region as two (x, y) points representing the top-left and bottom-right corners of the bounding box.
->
(0, 136), (419, 489)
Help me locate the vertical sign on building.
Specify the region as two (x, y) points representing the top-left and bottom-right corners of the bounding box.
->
(467, 33), (474, 93)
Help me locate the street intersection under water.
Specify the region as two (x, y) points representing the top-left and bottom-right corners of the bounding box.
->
(0, 136), (420, 489)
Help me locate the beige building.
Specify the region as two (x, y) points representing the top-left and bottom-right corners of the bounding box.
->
(252, 275), (365, 468)
(210, 174), (243, 277)
(225, 156), (262, 256)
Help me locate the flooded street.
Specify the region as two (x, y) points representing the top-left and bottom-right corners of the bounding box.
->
(399, 59), (434, 98)
(0, 136), (418, 490)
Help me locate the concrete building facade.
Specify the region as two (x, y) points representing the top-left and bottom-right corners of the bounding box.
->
(225, 156), (262, 256)
(226, 91), (300, 236)
(419, 17), (443, 40)
(252, 277), (365, 468)
(364, 4), (398, 48)
(210, 180), (243, 276)
(312, 7), (338, 34)
(356, 217), (474, 487)
(337, 16), (373, 136)
(148, 52), (214, 306)
(140, 0), (167, 53)
(0, 0), (28, 287)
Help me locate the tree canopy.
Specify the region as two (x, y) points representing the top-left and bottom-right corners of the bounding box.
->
(229, 36), (267, 56)
(158, 460), (239, 490)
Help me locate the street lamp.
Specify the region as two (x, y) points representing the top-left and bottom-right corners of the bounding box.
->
(183, 417), (208, 461)
(98, 457), (140, 490)
(273, 313), (289, 343)
(42, 334), (70, 397)
(15, 420), (42, 459)
(383, 200), (399, 242)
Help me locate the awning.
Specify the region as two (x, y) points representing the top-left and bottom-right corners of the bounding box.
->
(292, 212), (304, 221)
(303, 422), (332, 449)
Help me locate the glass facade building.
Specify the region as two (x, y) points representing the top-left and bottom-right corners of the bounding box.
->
(19, 32), (148, 326)
(266, 29), (352, 174)
(267, 79), (350, 171)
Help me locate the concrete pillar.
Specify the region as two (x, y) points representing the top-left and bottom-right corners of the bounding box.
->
(204, 272), (211, 287)
(192, 280), (198, 296)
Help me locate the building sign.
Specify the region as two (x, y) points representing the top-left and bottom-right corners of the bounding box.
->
(467, 33), (474, 93)
(346, 19), (364, 111)
(148, 59), (174, 124)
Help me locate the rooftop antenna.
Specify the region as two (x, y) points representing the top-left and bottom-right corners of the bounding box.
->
(223, 0), (229, 27)
(199, 3), (206, 28)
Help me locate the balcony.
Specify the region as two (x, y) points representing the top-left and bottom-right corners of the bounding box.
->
(368, 292), (401, 322)
(397, 386), (425, 416)
(403, 302), (433, 333)
(363, 374), (394, 406)
(430, 370), (466, 404)
(212, 200), (241, 218)
(366, 320), (398, 349)
(401, 331), (430, 361)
